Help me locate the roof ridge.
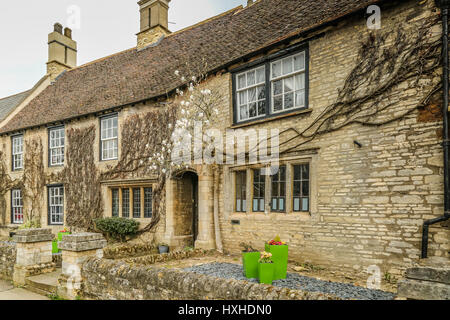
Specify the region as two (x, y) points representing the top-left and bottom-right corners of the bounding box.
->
(0, 89), (31, 102)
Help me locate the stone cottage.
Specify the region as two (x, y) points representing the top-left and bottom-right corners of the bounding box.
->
(0, 0), (448, 278)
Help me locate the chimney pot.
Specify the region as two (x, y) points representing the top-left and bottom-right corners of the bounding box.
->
(64, 27), (72, 39)
(247, 0), (254, 6)
(54, 23), (63, 34)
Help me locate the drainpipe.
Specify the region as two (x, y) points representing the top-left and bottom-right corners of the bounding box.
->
(421, 0), (450, 259)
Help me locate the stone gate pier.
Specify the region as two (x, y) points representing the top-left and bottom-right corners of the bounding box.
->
(57, 233), (106, 299)
(12, 228), (56, 285)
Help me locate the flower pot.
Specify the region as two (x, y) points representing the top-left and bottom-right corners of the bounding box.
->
(58, 232), (71, 242)
(52, 240), (59, 254)
(258, 262), (274, 285)
(242, 252), (260, 279)
(158, 245), (169, 254)
(265, 244), (288, 280)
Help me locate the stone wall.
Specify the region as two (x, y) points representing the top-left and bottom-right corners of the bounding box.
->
(80, 257), (340, 300)
(103, 242), (157, 260)
(0, 242), (16, 280)
(121, 249), (215, 265)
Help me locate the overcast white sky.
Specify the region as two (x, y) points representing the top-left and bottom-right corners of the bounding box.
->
(0, 0), (245, 98)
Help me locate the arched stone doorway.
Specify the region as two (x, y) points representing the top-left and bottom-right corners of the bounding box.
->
(165, 170), (199, 248)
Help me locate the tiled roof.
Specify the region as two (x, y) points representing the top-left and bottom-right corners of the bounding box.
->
(0, 0), (382, 134)
(0, 90), (31, 123)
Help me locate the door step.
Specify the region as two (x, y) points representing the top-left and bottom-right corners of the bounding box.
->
(25, 269), (61, 297)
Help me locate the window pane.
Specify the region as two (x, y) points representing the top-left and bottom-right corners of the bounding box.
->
(256, 67), (265, 83)
(239, 91), (247, 105)
(122, 189), (130, 217)
(249, 103), (257, 118)
(273, 96), (283, 112)
(282, 57), (293, 75)
(284, 92), (294, 109)
(258, 101), (266, 116)
(240, 105), (248, 120)
(302, 198), (309, 211)
(247, 71), (256, 86)
(284, 77), (294, 93)
(302, 182), (309, 197)
(236, 171), (247, 212)
(295, 73), (305, 90)
(279, 198), (285, 211)
(294, 181), (301, 196)
(273, 80), (282, 96)
(133, 188), (141, 218)
(272, 61), (281, 78)
(144, 188), (153, 218)
(293, 198), (300, 211)
(112, 189), (119, 217)
(238, 74), (246, 89)
(295, 90), (305, 107)
(248, 88), (256, 102)
(294, 53), (305, 71)
(257, 86), (265, 100)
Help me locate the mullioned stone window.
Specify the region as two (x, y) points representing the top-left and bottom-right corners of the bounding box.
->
(110, 186), (153, 219)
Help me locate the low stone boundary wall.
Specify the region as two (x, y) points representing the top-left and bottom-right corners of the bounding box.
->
(103, 243), (157, 259)
(121, 249), (215, 265)
(0, 242), (16, 280)
(81, 258), (341, 300)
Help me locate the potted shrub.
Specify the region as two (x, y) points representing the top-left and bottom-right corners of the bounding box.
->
(265, 235), (288, 280)
(258, 251), (274, 285)
(240, 242), (259, 279)
(158, 243), (169, 254)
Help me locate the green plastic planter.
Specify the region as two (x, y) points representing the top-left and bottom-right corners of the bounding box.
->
(258, 263), (274, 285)
(265, 244), (288, 280)
(52, 240), (59, 254)
(242, 252), (260, 279)
(58, 232), (71, 241)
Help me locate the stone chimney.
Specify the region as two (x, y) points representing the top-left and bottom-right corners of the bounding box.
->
(136, 0), (171, 49)
(47, 23), (77, 81)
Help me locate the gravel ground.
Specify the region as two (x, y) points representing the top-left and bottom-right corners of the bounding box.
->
(184, 263), (396, 300)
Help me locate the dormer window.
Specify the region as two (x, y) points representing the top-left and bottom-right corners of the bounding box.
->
(233, 46), (309, 124)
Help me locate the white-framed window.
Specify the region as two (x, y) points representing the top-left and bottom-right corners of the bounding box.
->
(11, 189), (23, 224)
(100, 115), (118, 161)
(12, 135), (23, 171)
(271, 52), (306, 113)
(236, 66), (266, 122)
(49, 127), (65, 166)
(48, 185), (64, 225)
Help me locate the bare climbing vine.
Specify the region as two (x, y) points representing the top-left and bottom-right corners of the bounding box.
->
(253, 16), (443, 155)
(62, 126), (103, 231)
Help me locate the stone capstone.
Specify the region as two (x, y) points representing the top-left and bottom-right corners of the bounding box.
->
(13, 228), (53, 243)
(58, 233), (107, 252)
